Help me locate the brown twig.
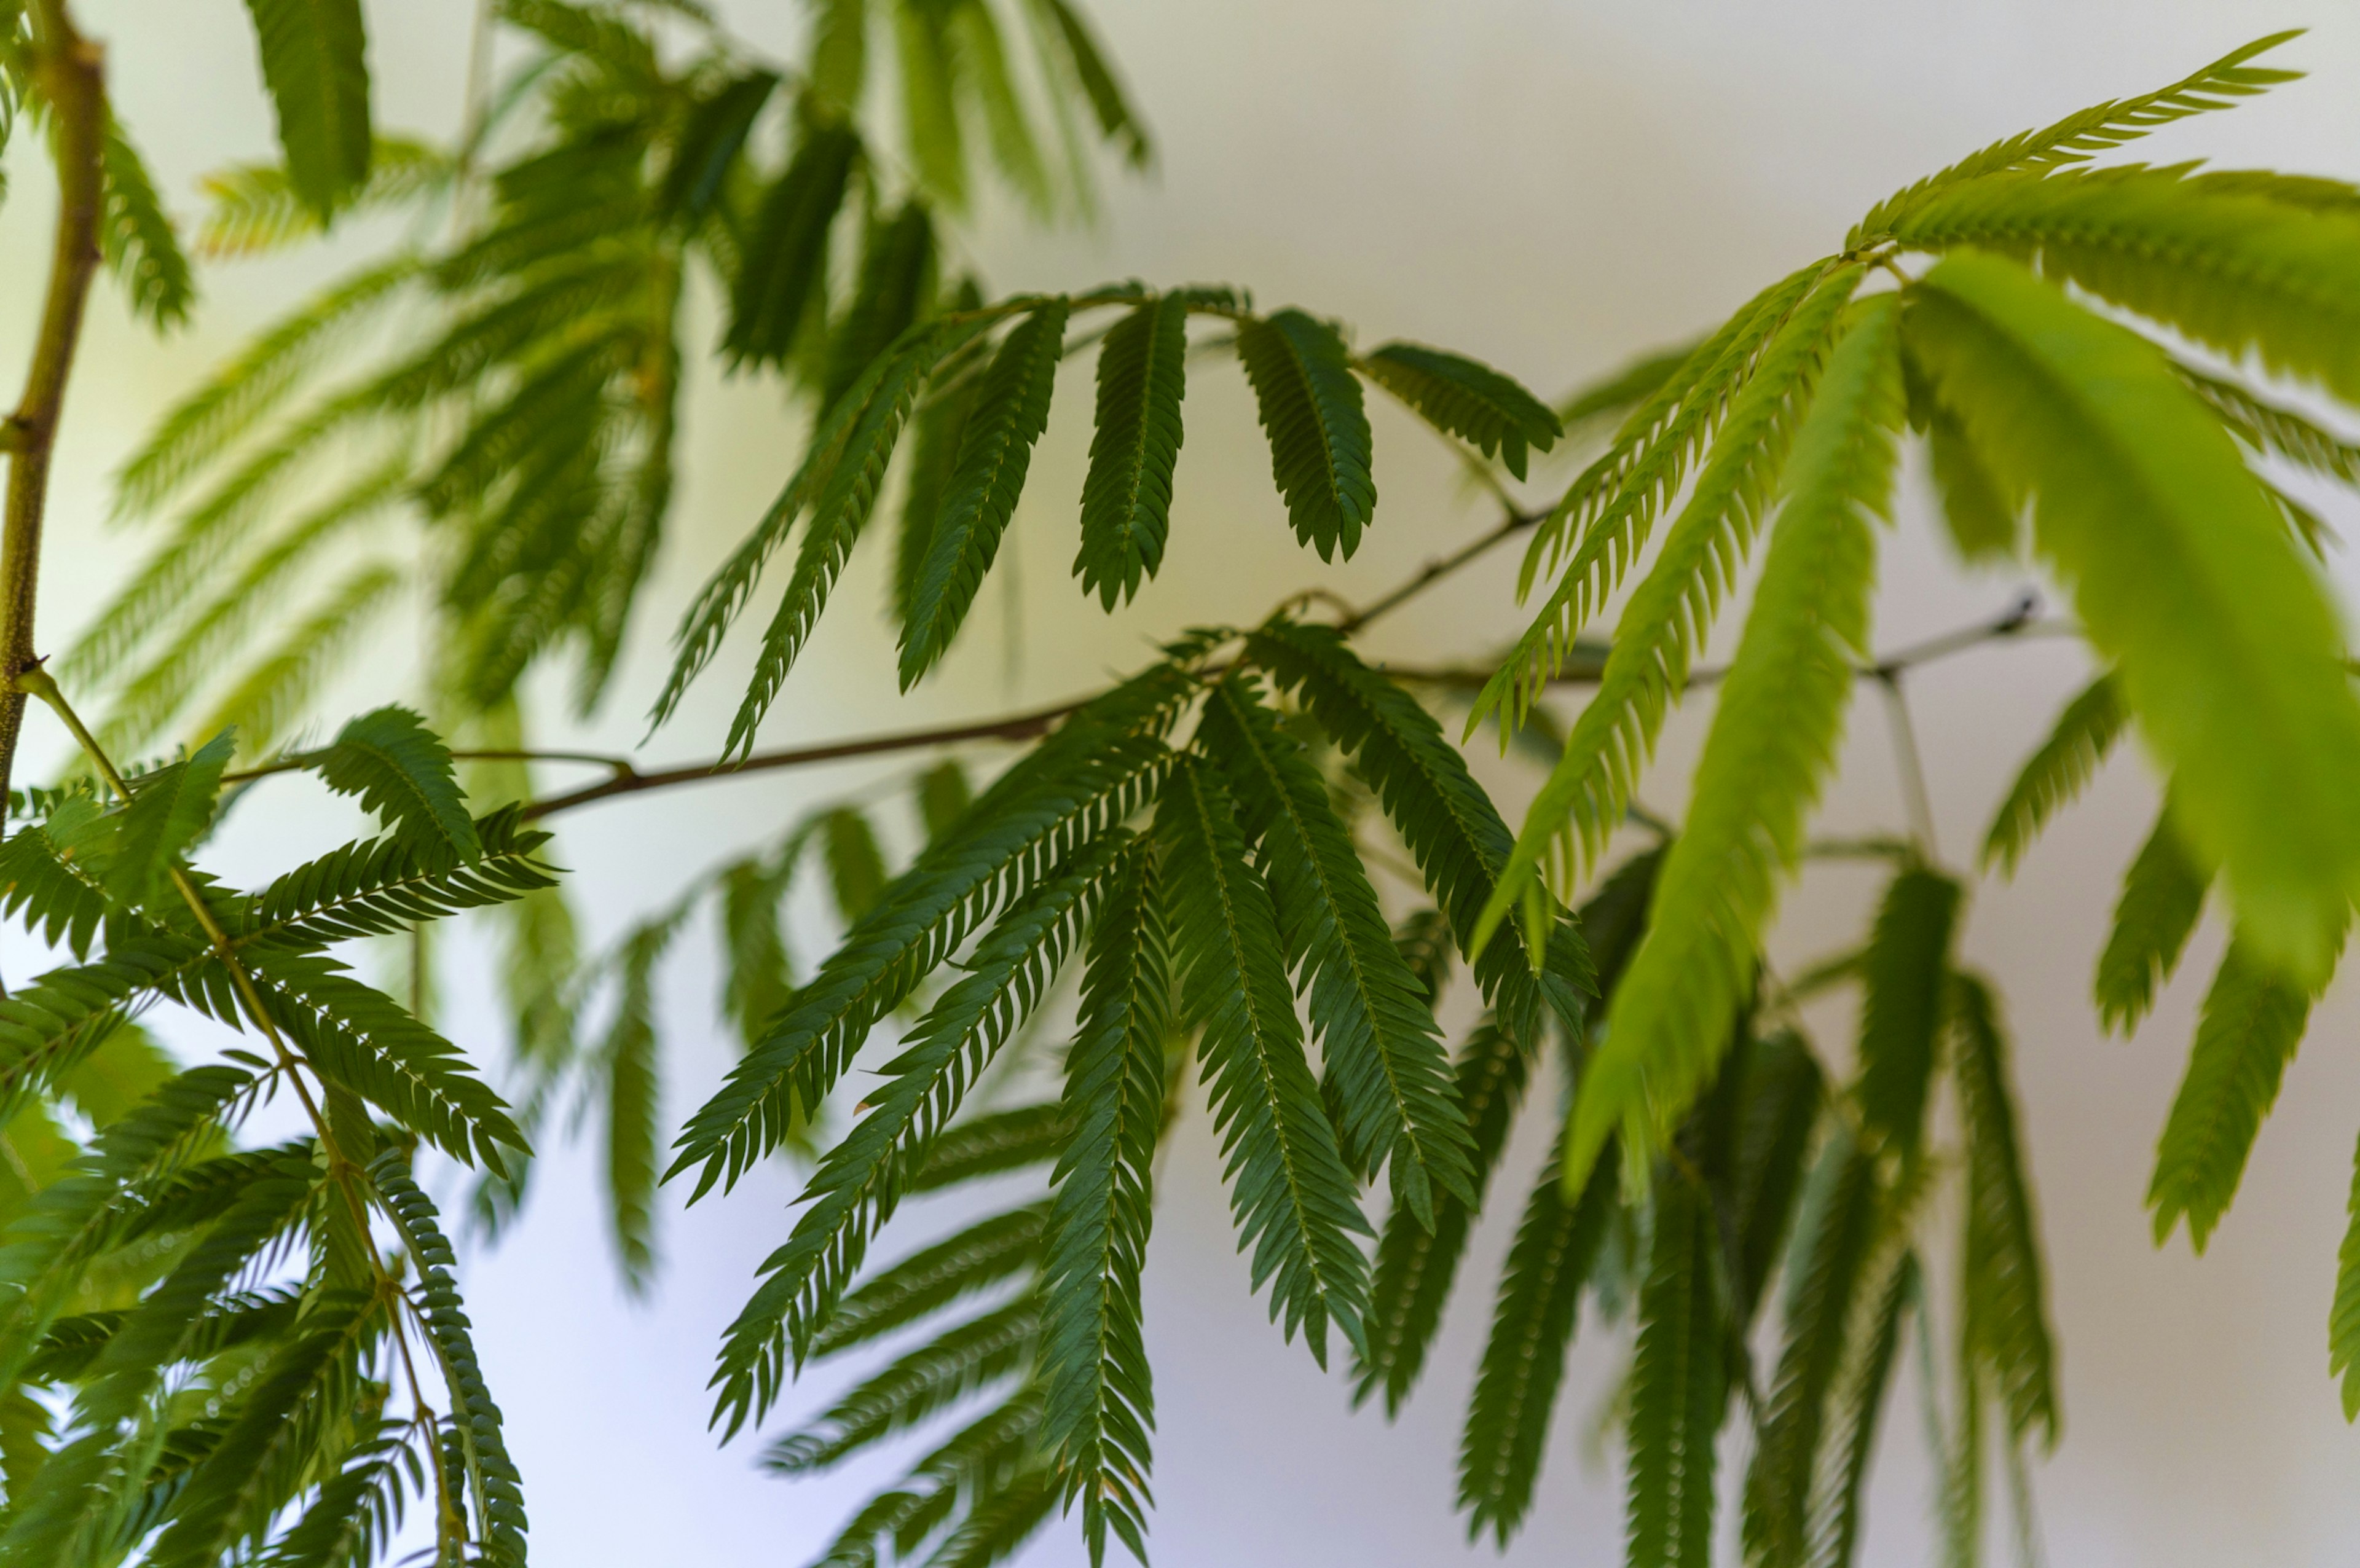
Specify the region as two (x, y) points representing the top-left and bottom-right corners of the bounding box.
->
(0, 1), (107, 818)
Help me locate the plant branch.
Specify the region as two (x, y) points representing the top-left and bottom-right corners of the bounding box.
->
(1333, 504), (1543, 634)
(0, 1), (107, 812)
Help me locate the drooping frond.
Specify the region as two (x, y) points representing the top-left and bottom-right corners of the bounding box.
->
(1359, 343), (1562, 480)
(658, 69), (779, 224)
(1236, 310), (1376, 562)
(1854, 868), (1961, 1157)
(823, 204), (940, 413)
(1039, 842), (1167, 1566)
(672, 680), (1176, 1196)
(2177, 363), (2360, 489)
(1352, 1016), (1531, 1418)
(196, 134), (452, 257)
(1492, 261), (1829, 713)
(1809, 1252), (1916, 1568)
(1198, 673), (1469, 1226)
(710, 831), (1126, 1435)
(2147, 932), (2340, 1250)
(308, 705), (480, 855)
(1908, 249), (2360, 984)
(1892, 165), (2360, 405)
(2330, 1132), (2360, 1419)
(765, 1300), (1040, 1474)
(1565, 294), (1898, 1191)
(1155, 753), (1372, 1367)
(816, 1207), (1047, 1358)
(1951, 973), (2058, 1448)
(901, 300), (1071, 687)
(190, 562), (406, 759)
(1076, 295), (1189, 610)
(1023, 0), (1152, 168)
(1457, 1140), (1616, 1545)
(97, 114), (194, 331)
(1480, 267), (1867, 964)
(911, 1105), (1063, 1193)
(1980, 673), (2123, 874)
(240, 0), (374, 219)
(1626, 1172), (1723, 1568)
(246, 806), (556, 947)
(2093, 797), (2210, 1035)
(1849, 30), (2302, 243)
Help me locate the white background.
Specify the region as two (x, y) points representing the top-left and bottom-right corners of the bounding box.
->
(10, 1), (2360, 1562)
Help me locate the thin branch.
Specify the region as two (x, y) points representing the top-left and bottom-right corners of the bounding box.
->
(221, 745), (639, 788)
(0, 1), (107, 823)
(522, 696), (1087, 819)
(1333, 505), (1542, 634)
(1876, 671), (1941, 860)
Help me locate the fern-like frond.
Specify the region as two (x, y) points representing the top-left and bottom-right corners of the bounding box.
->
(310, 705), (480, 855)
(1351, 1015), (1531, 1417)
(1626, 1172), (1723, 1568)
(1457, 1138), (1616, 1545)
(98, 114), (194, 331)
(368, 1153), (527, 1567)
(246, 806), (556, 947)
(1076, 296), (1188, 610)
(2330, 1131), (2360, 1420)
(671, 692), (1174, 1197)
(1481, 268), (1866, 962)
(911, 1105), (1062, 1193)
(1023, 0), (1152, 168)
(106, 731), (235, 912)
(822, 203), (939, 412)
(1237, 310), (1376, 561)
(1244, 618), (1587, 1039)
(902, 300), (1070, 687)
(1849, 31), (2302, 243)
(1361, 343), (1561, 480)
(725, 126), (860, 368)
(2147, 931), (2338, 1250)
(1155, 753), (1371, 1366)
(241, 0), (374, 219)
(817, 1207), (1047, 1358)
(1495, 261), (1828, 709)
(196, 134), (451, 258)
(658, 69), (778, 223)
(1980, 673), (2123, 875)
(191, 563), (405, 760)
(1200, 672), (1469, 1223)
(1564, 294), (1898, 1191)
(1808, 1250), (1915, 1568)
(2178, 363), (2360, 489)
(710, 831), (1126, 1436)
(2093, 796), (2210, 1035)
(1908, 248), (2360, 984)
(1951, 973), (2058, 1448)
(766, 1299), (1040, 1474)
(1039, 841), (1166, 1565)
(1854, 868), (1961, 1157)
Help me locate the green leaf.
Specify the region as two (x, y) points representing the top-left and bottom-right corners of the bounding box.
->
(1351, 1014), (1532, 1417)
(1855, 868), (1962, 1156)
(601, 913), (682, 1292)
(2329, 1127), (2360, 1420)
(915, 759), (975, 844)
(1245, 618), (1587, 1040)
(661, 69), (779, 221)
(1980, 673), (2125, 875)
(105, 730), (235, 911)
(1156, 753), (1371, 1366)
(241, 0), (373, 220)
(1237, 310), (1376, 561)
(711, 830), (1126, 1435)
(246, 804), (557, 948)
(1626, 1173), (1723, 1568)
(725, 127), (858, 369)
(1023, 0), (1151, 168)
(145, 1293), (379, 1568)
(1813, 1252), (1916, 1568)
(2093, 797), (2210, 1034)
(1849, 30), (2303, 243)
(1556, 340), (1706, 431)
(1031, 843), (1166, 1566)
(2147, 932), (2337, 1250)
(820, 807), (891, 927)
(824, 203), (939, 412)
(1076, 296), (1189, 609)
(1490, 261), (1829, 727)
(1479, 267), (1867, 954)
(671, 680), (1176, 1196)
(894, 0), (967, 207)
(1457, 1139), (1616, 1545)
(902, 300), (1069, 687)
(816, 1205), (1047, 1358)
(1720, 1029), (1824, 1328)
(765, 1299), (1039, 1473)
(2179, 363), (2360, 490)
(910, 1103), (1061, 1193)
(368, 1153), (527, 1567)
(1892, 165), (2360, 404)
(1744, 1135), (1878, 1568)
(1908, 248), (2360, 983)
(311, 705), (480, 856)
(897, 331), (986, 629)
(98, 114), (194, 331)
(1953, 973), (2058, 1446)
(1361, 343), (1562, 480)
(723, 318), (993, 756)
(1564, 293), (1898, 1192)
(1200, 673), (1469, 1225)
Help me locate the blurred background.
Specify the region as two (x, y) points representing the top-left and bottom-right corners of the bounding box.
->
(7, 0), (2360, 1562)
